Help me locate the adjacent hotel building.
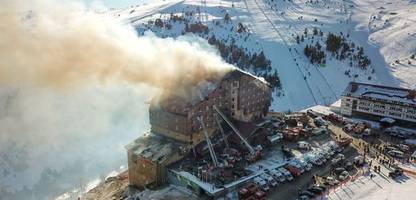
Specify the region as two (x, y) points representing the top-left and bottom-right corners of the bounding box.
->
(340, 82), (416, 124)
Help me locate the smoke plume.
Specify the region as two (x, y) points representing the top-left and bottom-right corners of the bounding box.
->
(0, 0), (234, 199)
(0, 0), (233, 91)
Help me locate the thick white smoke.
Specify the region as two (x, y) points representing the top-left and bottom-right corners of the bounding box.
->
(0, 0), (234, 199)
(0, 85), (154, 199)
(0, 0), (233, 90)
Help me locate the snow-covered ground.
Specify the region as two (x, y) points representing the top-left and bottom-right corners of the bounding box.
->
(325, 170), (416, 200)
(351, 0), (416, 88)
(109, 0), (415, 111)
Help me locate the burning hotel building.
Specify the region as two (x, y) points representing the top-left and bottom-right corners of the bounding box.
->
(126, 69), (272, 189)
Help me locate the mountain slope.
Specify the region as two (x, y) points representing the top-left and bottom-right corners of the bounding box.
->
(111, 0), (415, 111)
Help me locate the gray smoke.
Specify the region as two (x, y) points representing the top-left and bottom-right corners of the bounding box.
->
(0, 85), (154, 199)
(0, 0), (234, 199)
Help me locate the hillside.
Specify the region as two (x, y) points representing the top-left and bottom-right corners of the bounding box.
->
(108, 0), (415, 111)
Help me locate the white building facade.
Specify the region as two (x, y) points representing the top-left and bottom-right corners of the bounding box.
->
(340, 82), (416, 123)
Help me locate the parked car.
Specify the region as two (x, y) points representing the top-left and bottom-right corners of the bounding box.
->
(386, 127), (413, 139)
(316, 152), (328, 162)
(387, 150), (404, 158)
(268, 169), (285, 182)
(395, 132), (411, 139)
(260, 173), (277, 187)
(322, 146), (335, 157)
(327, 141), (343, 153)
(325, 176), (340, 186)
(314, 117), (328, 127)
(294, 159), (312, 171)
(354, 156), (365, 166)
(344, 161), (354, 171)
(389, 168), (403, 179)
(363, 128), (372, 136)
(395, 144), (410, 152)
(312, 127), (328, 136)
(278, 167), (294, 181)
(299, 190), (315, 198)
(267, 132), (283, 144)
(333, 167), (347, 176)
(323, 113), (344, 124)
(384, 146), (399, 153)
(331, 154), (345, 165)
(289, 161), (305, 173)
(343, 124), (355, 133)
(253, 177), (270, 192)
(307, 185), (325, 195)
(338, 171), (350, 181)
(305, 154), (323, 166)
(286, 165), (302, 177)
(298, 141), (311, 150)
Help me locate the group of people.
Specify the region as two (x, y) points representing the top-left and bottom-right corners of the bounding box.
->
(368, 160), (382, 173)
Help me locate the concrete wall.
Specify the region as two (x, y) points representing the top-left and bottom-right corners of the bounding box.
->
(128, 145), (186, 188)
(127, 151), (160, 187)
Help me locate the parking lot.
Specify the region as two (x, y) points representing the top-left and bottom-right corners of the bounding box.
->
(167, 111), (415, 200)
(266, 133), (360, 200)
(237, 114), (364, 200)
(233, 110), (416, 200)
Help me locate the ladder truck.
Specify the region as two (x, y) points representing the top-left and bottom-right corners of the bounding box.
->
(213, 105), (262, 162)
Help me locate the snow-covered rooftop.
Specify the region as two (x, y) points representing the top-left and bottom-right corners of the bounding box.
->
(126, 133), (186, 163)
(342, 82), (416, 106)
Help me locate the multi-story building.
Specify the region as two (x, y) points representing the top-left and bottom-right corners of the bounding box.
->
(126, 134), (186, 188)
(340, 82), (416, 125)
(127, 69), (272, 188)
(148, 69), (272, 145)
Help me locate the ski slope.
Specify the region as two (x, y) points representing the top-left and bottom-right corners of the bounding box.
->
(350, 0), (416, 88)
(110, 0), (415, 111)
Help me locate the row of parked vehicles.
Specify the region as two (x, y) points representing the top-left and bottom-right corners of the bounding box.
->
(297, 155), (365, 200)
(251, 157), (313, 192)
(385, 127), (416, 139)
(383, 143), (412, 159)
(296, 154), (365, 200)
(303, 141), (343, 166)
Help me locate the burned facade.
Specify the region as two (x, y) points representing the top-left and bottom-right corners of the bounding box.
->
(126, 134), (186, 188)
(127, 69), (272, 188)
(149, 69), (272, 144)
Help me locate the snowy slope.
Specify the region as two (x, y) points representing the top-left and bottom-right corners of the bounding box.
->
(350, 0), (416, 88)
(109, 0), (415, 111)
